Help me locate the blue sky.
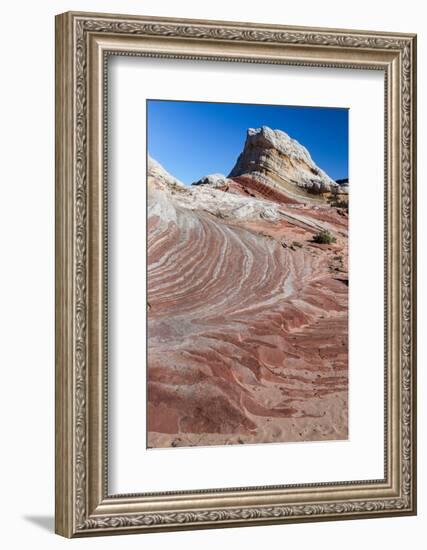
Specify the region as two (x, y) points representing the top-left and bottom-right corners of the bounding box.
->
(147, 100), (348, 185)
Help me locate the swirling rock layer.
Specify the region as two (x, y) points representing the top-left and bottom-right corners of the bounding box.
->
(147, 154), (348, 448)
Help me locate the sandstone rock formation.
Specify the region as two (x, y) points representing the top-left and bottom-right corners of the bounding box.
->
(229, 126), (340, 199)
(192, 173), (234, 188)
(147, 129), (348, 449)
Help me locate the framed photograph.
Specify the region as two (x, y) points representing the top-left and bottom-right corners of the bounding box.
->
(55, 11), (417, 537)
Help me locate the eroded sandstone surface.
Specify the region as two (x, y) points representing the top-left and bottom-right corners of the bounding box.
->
(147, 127), (348, 448)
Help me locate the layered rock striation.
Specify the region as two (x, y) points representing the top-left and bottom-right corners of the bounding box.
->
(147, 128), (348, 449)
(229, 126), (343, 199)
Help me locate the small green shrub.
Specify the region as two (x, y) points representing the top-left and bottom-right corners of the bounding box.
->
(312, 230), (336, 245)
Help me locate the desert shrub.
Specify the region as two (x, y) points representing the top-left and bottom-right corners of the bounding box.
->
(312, 230), (336, 244)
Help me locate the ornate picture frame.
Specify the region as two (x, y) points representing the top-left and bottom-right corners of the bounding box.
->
(55, 11), (417, 537)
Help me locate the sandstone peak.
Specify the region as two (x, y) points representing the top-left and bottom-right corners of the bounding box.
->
(229, 125), (339, 197)
(246, 126), (312, 162)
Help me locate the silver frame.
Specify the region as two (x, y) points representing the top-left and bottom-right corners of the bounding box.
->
(55, 11), (417, 537)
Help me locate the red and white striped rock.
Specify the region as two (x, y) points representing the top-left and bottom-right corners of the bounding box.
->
(229, 126), (341, 196)
(147, 149), (348, 448)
